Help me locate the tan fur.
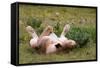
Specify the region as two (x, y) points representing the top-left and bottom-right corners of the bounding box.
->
(26, 24), (76, 54)
(58, 39), (76, 49)
(59, 24), (76, 49)
(37, 26), (54, 54)
(38, 36), (54, 54)
(26, 26), (38, 48)
(39, 26), (53, 38)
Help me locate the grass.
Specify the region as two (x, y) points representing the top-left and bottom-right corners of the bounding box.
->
(19, 4), (97, 64)
(19, 41), (96, 64)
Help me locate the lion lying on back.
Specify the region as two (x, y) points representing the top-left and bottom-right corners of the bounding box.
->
(26, 24), (76, 54)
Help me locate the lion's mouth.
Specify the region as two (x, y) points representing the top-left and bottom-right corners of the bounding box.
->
(55, 43), (62, 49)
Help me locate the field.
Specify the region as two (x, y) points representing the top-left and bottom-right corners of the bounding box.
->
(19, 4), (97, 64)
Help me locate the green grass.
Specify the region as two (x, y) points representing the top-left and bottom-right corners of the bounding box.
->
(19, 4), (96, 64)
(19, 41), (96, 64)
